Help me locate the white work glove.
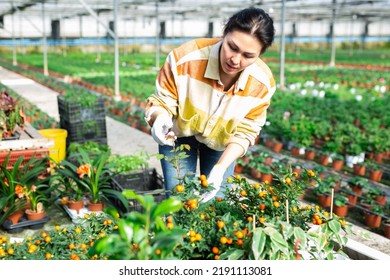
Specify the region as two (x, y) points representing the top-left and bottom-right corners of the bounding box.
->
(151, 114), (176, 146)
(200, 164), (226, 203)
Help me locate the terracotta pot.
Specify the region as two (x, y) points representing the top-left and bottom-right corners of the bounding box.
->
(250, 168), (262, 180)
(353, 164), (366, 176)
(291, 147), (301, 157)
(332, 160), (344, 171)
(317, 154), (329, 166)
(351, 185), (363, 196)
(374, 195), (386, 206)
(369, 170), (383, 182)
(25, 210), (46, 221)
(364, 213), (382, 228)
(383, 222), (390, 239)
(374, 152), (384, 163)
(88, 201), (104, 212)
(334, 205), (349, 217)
(260, 173), (273, 184)
(318, 194), (331, 207)
(67, 200), (85, 214)
(272, 142), (283, 153)
(234, 164), (244, 174)
(5, 210), (24, 225)
(305, 150), (316, 161)
(265, 138), (274, 148)
(264, 157), (273, 166)
(347, 195), (358, 208)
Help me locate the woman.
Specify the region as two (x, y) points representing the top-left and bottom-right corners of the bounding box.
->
(144, 7), (276, 202)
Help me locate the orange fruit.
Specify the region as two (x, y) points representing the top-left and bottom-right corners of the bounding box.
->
(155, 249), (161, 255)
(217, 197), (223, 202)
(217, 221), (225, 229)
(199, 174), (207, 181)
(195, 233), (202, 241)
(220, 236), (228, 244)
(201, 180), (208, 187)
(273, 201), (280, 208)
(259, 203), (266, 210)
(240, 190), (247, 197)
(212, 247), (219, 254)
(175, 185), (185, 192)
(247, 216), (253, 222)
(259, 217), (265, 223)
(68, 243), (75, 250)
(237, 239), (243, 246)
(235, 231), (244, 239)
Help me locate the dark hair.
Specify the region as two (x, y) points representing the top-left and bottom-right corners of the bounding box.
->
(223, 7), (275, 55)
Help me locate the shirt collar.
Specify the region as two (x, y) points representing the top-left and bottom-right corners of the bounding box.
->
(204, 40), (222, 82)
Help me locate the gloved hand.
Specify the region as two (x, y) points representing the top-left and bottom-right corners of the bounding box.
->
(151, 114), (176, 146)
(200, 164), (226, 203)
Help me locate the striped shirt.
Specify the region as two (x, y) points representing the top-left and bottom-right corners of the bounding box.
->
(145, 38), (276, 153)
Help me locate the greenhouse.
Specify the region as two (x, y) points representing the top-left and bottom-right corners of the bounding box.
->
(0, 0), (389, 269)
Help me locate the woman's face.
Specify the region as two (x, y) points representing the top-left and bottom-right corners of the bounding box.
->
(220, 30), (262, 77)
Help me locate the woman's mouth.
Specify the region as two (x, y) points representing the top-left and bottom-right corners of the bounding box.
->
(225, 62), (237, 72)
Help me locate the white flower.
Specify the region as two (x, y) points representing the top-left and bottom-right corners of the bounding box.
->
(355, 95), (362, 101)
(333, 84), (339, 90)
(380, 86), (386, 93)
(300, 89), (307, 95)
(319, 90), (325, 98)
(374, 85), (380, 91)
(319, 82), (324, 87)
(265, 121), (271, 126)
(312, 89), (318, 97)
(350, 88), (356, 94)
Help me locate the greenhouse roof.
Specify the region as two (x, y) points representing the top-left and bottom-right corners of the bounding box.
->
(0, 0), (389, 24)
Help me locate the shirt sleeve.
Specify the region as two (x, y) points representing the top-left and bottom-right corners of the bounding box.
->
(144, 51), (179, 121)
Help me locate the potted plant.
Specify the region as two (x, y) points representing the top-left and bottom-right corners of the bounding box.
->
(333, 194), (349, 217)
(383, 219), (390, 239)
(366, 160), (383, 182)
(366, 186), (386, 206)
(331, 154), (345, 171)
(352, 161), (366, 176)
(259, 164), (273, 183)
(0, 90), (25, 140)
(234, 157), (246, 174)
(349, 177), (369, 196)
(23, 183), (52, 220)
(364, 205), (383, 228)
(51, 161), (87, 214)
(62, 148), (128, 212)
(314, 179), (333, 207)
(0, 153), (49, 225)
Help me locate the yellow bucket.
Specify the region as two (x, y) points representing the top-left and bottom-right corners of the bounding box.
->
(39, 129), (68, 163)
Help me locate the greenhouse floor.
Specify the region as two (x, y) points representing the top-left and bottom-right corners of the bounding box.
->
(0, 65), (389, 260)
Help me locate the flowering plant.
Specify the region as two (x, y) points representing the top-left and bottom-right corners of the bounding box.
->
(62, 148), (127, 206)
(0, 153), (49, 223)
(23, 183), (51, 213)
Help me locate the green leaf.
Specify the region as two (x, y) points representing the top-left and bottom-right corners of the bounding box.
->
(220, 248), (245, 260)
(117, 219), (134, 242)
(152, 197), (182, 219)
(252, 228), (266, 260)
(328, 219), (341, 234)
(294, 227), (307, 248)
